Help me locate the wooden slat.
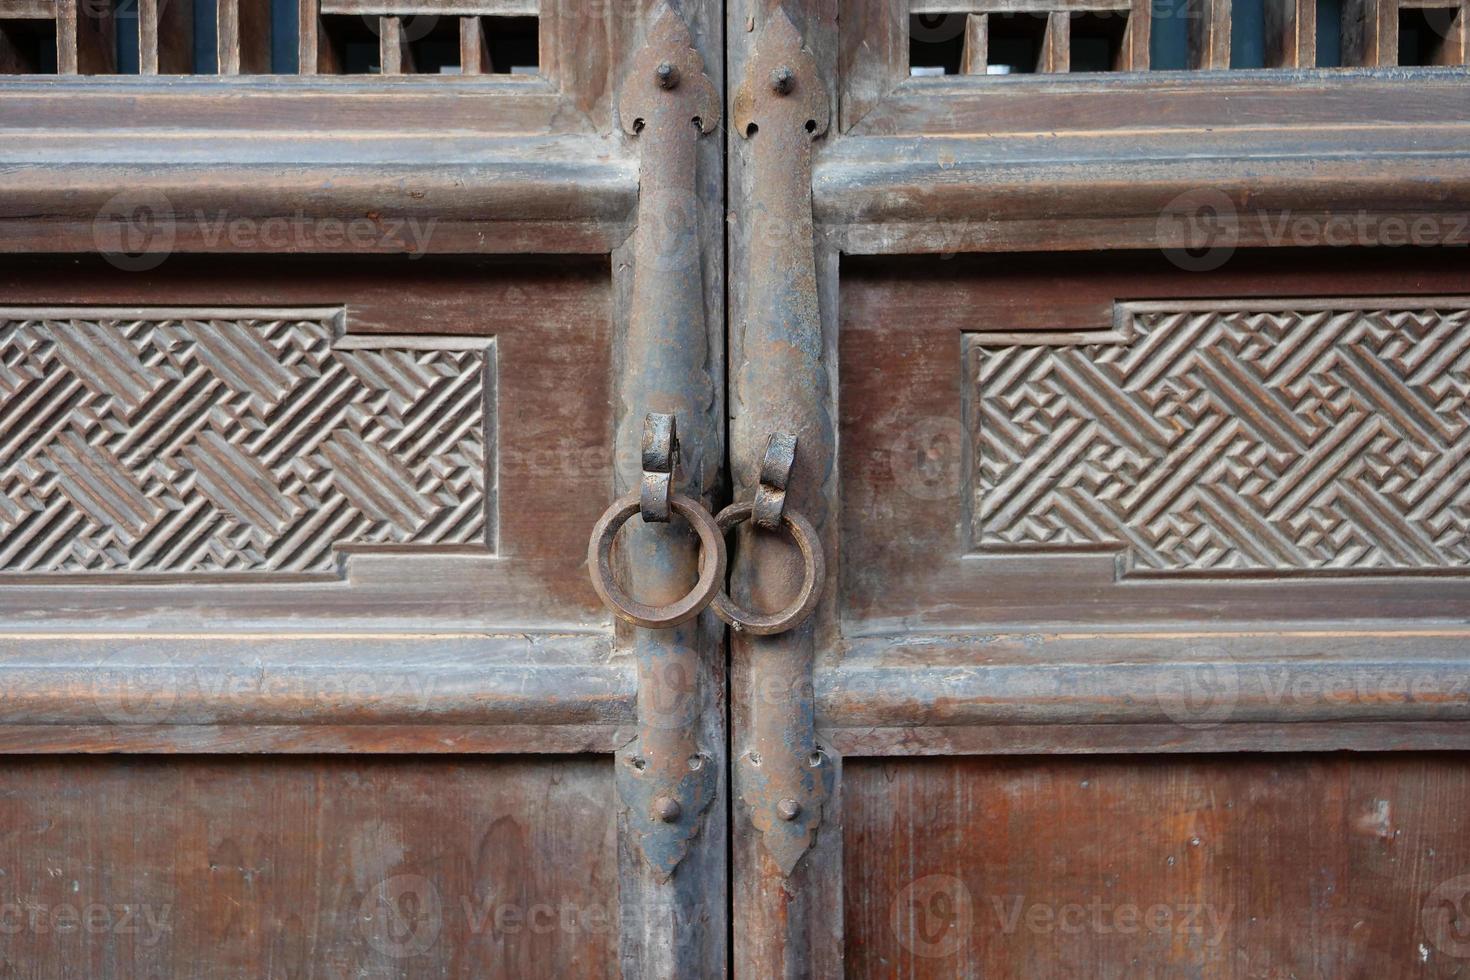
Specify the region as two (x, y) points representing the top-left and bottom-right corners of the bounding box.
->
(379, 14), (409, 74)
(218, 0), (271, 74)
(460, 14), (490, 73)
(0, 0), (55, 16)
(56, 0), (114, 73)
(1120, 0), (1151, 67)
(1265, 0), (1317, 65)
(320, 0), (535, 12)
(1042, 9), (1069, 69)
(297, 0), (322, 73)
(960, 12), (989, 71)
(1188, 0), (1233, 67)
(1344, 0), (1397, 63)
(914, 0), (1130, 9)
(139, 0), (193, 73)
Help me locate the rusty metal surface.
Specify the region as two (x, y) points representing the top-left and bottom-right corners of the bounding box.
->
(731, 7), (835, 879)
(753, 431), (797, 529)
(588, 490), (726, 630)
(639, 412), (678, 523)
(711, 502), (824, 636)
(611, 4), (724, 893)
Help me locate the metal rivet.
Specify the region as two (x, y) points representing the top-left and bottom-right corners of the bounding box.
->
(653, 796), (682, 823)
(770, 67), (794, 94)
(656, 62), (680, 89)
(776, 798), (801, 821)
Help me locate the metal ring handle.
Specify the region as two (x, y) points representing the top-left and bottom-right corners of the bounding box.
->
(711, 501), (824, 635)
(588, 490), (727, 629)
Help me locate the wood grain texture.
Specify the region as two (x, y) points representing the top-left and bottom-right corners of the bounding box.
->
(0, 254), (612, 630)
(845, 754), (1470, 979)
(839, 248), (1470, 631)
(0, 755), (618, 978)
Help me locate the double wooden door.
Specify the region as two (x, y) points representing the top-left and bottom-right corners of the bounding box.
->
(2, 0), (1470, 976)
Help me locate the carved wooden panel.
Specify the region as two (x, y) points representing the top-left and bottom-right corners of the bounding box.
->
(969, 298), (1470, 576)
(0, 308), (493, 578)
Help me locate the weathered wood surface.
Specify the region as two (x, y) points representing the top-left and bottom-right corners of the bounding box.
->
(845, 754), (1470, 978)
(0, 755), (619, 977)
(839, 249), (1470, 633)
(0, 254), (613, 629)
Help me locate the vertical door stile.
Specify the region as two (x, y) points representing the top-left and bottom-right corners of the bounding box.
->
(611, 5), (728, 977)
(729, 5), (845, 976)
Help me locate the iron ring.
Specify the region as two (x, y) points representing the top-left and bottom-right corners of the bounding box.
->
(588, 490), (727, 629)
(711, 501), (824, 635)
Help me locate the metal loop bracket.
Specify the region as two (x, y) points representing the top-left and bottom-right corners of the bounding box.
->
(711, 501), (824, 635)
(753, 432), (796, 530)
(589, 490), (727, 629)
(640, 412), (678, 523)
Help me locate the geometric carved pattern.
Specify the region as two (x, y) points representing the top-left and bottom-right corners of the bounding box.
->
(0, 309), (493, 576)
(970, 299), (1470, 575)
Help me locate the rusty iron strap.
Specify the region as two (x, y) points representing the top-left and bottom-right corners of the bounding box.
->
(607, 6), (722, 885)
(731, 9), (835, 878)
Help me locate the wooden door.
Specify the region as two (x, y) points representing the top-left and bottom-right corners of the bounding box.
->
(720, 2), (1470, 978)
(0, 1), (729, 976)
(5, 0), (1470, 977)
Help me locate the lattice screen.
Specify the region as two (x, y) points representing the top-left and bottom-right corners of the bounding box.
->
(0, 0), (538, 74)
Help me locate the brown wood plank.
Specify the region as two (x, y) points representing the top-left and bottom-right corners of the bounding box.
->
(1042, 10), (1069, 70)
(845, 754), (1470, 978)
(380, 14), (409, 74)
(1265, 0), (1317, 65)
(139, 0), (193, 73)
(56, 0), (114, 73)
(960, 13), (989, 72)
(460, 15), (490, 74)
(1189, 0), (1233, 67)
(0, 755), (618, 976)
(1120, 0), (1151, 68)
(218, 0), (271, 74)
(0, 0), (54, 16)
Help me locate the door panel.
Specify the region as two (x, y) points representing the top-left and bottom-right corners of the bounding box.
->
(846, 754), (1470, 978)
(840, 248), (1470, 631)
(0, 755), (618, 978)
